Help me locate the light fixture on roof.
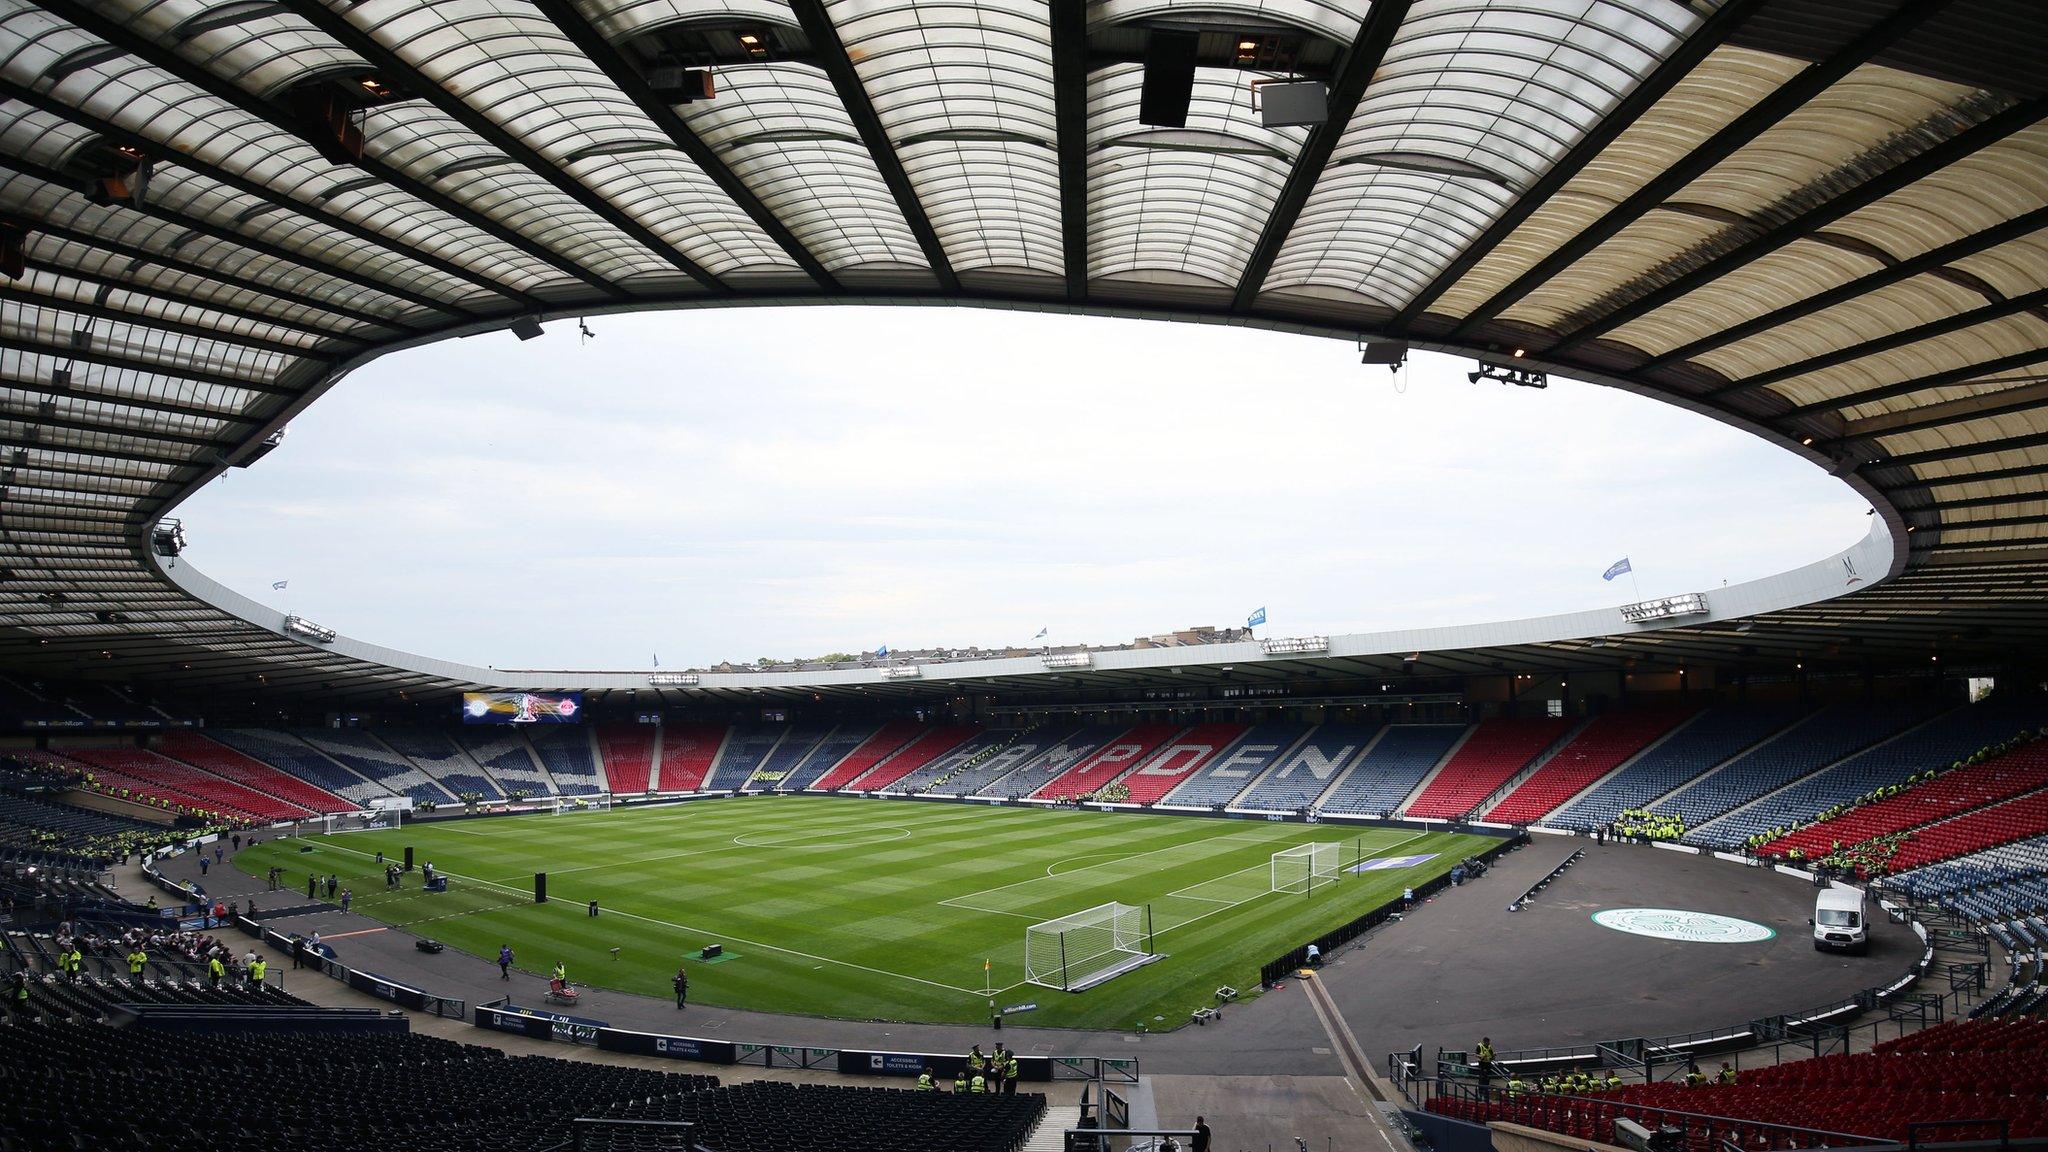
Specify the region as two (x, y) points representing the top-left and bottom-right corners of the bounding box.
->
(1261, 636), (1328, 655)
(1618, 592), (1709, 624)
(151, 519), (187, 558)
(1042, 652), (1091, 669)
(1358, 339), (1407, 372)
(648, 672), (698, 686)
(883, 665), (923, 680)
(646, 65), (716, 103)
(283, 615), (336, 643)
(1252, 78), (1327, 128)
(1468, 361), (1546, 389)
(509, 316), (544, 341)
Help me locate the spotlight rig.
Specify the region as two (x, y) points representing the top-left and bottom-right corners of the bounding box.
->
(1467, 360), (1547, 389)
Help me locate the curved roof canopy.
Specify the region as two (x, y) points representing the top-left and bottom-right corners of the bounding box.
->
(0, 0), (2045, 706)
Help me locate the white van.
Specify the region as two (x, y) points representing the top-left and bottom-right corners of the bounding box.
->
(1812, 888), (1869, 954)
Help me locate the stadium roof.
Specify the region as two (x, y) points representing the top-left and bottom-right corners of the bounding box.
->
(0, 0), (2044, 708)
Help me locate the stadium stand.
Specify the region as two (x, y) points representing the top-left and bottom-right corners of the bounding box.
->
(155, 732), (356, 814)
(0, 784), (163, 862)
(1887, 834), (2048, 925)
(1118, 723), (1251, 804)
(776, 723), (879, 791)
(592, 1080), (1047, 1152)
(1402, 717), (1574, 819)
(1483, 711), (1693, 825)
(1651, 703), (1945, 831)
(702, 725), (787, 792)
(209, 729), (391, 807)
(1761, 734), (2048, 864)
(1883, 787), (2048, 877)
(652, 722), (727, 792)
(1546, 709), (1801, 832)
(453, 729), (557, 797)
(1693, 701), (2048, 849)
(1317, 725), (1469, 816)
(807, 721), (922, 791)
(593, 724), (657, 795)
(55, 746), (308, 822)
(1161, 723), (1310, 807)
(297, 729), (456, 806)
(1429, 1017), (2048, 1142)
(1236, 723), (1381, 811)
(980, 724), (1132, 799)
(0, 1023), (723, 1152)
(897, 727), (1046, 795)
(1033, 724), (1185, 800)
(844, 726), (979, 792)
(528, 727), (607, 795)
(376, 728), (506, 801)
(746, 726), (828, 790)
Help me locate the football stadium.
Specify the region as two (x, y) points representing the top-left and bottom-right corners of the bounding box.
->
(2, 0), (2048, 1150)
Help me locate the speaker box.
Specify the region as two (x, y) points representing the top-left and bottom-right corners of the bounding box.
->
(534, 871), (548, 904)
(404, 845), (414, 870)
(1139, 30), (1199, 128)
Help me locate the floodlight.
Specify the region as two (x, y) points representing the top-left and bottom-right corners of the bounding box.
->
(509, 316), (544, 341)
(883, 665), (922, 679)
(1261, 636), (1329, 655)
(1618, 593), (1709, 624)
(648, 672), (698, 686)
(283, 614), (337, 643)
(1042, 652), (1091, 669)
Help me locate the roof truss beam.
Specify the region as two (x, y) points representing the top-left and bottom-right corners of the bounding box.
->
(0, 332), (294, 395)
(1051, 0), (1088, 301)
(1447, 0), (1952, 340)
(0, 281), (328, 360)
(531, 0), (836, 292)
(1777, 348), (2048, 420)
(1710, 287), (2048, 399)
(1549, 95), (2048, 356)
(274, 0), (728, 294)
(32, 0), (633, 303)
(0, 365), (264, 425)
(785, 0), (957, 293)
(1231, 0), (1412, 312)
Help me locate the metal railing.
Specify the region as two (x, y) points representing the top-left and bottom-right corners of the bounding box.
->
(1408, 1077), (1889, 1151)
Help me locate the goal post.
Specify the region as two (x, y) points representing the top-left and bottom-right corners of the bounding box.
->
(548, 792), (614, 814)
(1272, 842), (1342, 895)
(1024, 902), (1158, 992)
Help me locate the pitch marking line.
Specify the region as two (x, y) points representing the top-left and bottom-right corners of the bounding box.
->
(311, 837), (989, 1000)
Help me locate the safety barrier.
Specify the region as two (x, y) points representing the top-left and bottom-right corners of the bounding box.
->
(1507, 849), (1584, 911)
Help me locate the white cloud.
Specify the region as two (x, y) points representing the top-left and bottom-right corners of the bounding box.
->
(172, 307), (1871, 668)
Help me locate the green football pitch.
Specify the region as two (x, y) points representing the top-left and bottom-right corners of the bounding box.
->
(235, 796), (1492, 1030)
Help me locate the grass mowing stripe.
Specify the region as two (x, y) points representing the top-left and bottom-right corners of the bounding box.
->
(238, 798), (1493, 1029)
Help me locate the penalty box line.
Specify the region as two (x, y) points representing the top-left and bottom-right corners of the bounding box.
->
(312, 837), (990, 1000)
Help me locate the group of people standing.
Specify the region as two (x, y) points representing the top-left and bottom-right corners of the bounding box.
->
(916, 1044), (1020, 1095)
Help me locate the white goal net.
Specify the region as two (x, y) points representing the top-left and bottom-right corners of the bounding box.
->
(548, 793), (614, 814)
(1272, 843), (1342, 894)
(1025, 902), (1156, 992)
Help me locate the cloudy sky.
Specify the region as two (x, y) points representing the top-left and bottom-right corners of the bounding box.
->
(173, 306), (1872, 670)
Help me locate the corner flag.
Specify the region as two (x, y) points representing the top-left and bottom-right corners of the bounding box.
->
(1601, 558), (1632, 582)
(1247, 606), (1266, 627)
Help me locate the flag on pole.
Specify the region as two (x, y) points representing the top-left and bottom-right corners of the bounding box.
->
(653, 653), (660, 668)
(1033, 627), (1048, 640)
(876, 644), (889, 658)
(1601, 558), (1632, 582)
(271, 580), (288, 591)
(1247, 606), (1267, 627)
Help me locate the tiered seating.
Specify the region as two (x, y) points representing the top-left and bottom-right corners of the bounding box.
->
(808, 721), (922, 791)
(1763, 741), (2048, 862)
(652, 722), (726, 792)
(1485, 711), (1691, 825)
(1237, 724), (1381, 811)
(1888, 832), (2048, 918)
(900, 728), (1050, 795)
(1428, 1018), (2048, 1143)
(593, 724), (657, 794)
(0, 786), (162, 860)
(297, 730), (453, 806)
(0, 1022), (720, 1152)
(156, 733), (355, 813)
(978, 725), (1131, 799)
(376, 728), (504, 801)
(527, 727), (606, 795)
(1032, 724), (1184, 800)
(1118, 723), (1251, 804)
(775, 723), (876, 791)
(452, 729), (556, 797)
(1693, 701), (2042, 849)
(1885, 787), (2048, 875)
(1403, 717), (1574, 820)
(846, 726), (978, 791)
(703, 725), (786, 791)
(1161, 723), (1309, 807)
(1319, 725), (1469, 815)
(1654, 703), (1940, 831)
(209, 729), (391, 806)
(593, 1080), (1046, 1152)
(1548, 709), (1800, 831)
(59, 747), (309, 822)
(746, 726), (828, 790)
